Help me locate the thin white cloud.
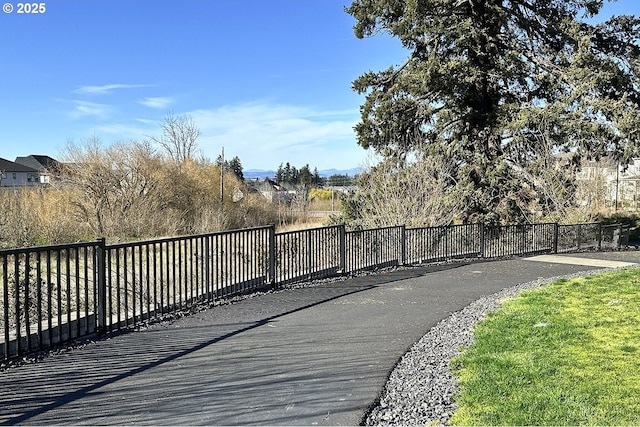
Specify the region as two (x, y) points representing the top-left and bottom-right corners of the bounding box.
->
(92, 123), (155, 141)
(74, 83), (154, 95)
(184, 101), (366, 170)
(138, 97), (174, 109)
(135, 118), (158, 125)
(66, 101), (367, 169)
(69, 100), (112, 119)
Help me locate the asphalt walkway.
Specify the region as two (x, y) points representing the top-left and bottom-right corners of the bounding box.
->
(1, 251), (639, 426)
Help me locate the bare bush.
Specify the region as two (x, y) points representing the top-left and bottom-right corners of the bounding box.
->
(1, 125), (280, 247)
(0, 186), (86, 248)
(518, 165), (599, 224)
(61, 137), (173, 240)
(341, 153), (468, 229)
(0, 187), (40, 248)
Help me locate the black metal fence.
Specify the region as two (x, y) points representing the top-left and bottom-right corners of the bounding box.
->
(275, 225), (342, 284)
(0, 221), (629, 360)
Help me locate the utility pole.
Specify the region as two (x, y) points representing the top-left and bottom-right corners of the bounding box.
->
(220, 147), (225, 209)
(331, 187), (335, 212)
(615, 159), (620, 212)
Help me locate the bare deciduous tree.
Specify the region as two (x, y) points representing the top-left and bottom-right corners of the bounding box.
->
(148, 113), (200, 164)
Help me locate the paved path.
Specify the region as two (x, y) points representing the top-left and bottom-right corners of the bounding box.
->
(1, 251), (639, 426)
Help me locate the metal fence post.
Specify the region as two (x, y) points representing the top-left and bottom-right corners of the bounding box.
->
(339, 224), (346, 273)
(577, 224), (582, 250)
(445, 226), (449, 258)
(268, 224), (276, 287)
(617, 223), (623, 249)
(204, 236), (211, 298)
(479, 223), (485, 258)
(96, 237), (107, 335)
(597, 223), (602, 251)
(306, 231), (313, 279)
(553, 223), (559, 254)
(400, 225), (407, 266)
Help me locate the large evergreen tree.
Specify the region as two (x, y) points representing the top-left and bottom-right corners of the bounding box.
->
(228, 156), (244, 180)
(347, 0), (640, 223)
(298, 164), (314, 188)
(216, 155), (244, 180)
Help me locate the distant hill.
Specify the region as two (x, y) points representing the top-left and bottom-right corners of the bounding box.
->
(317, 168), (361, 178)
(243, 170), (277, 180)
(243, 168), (361, 180)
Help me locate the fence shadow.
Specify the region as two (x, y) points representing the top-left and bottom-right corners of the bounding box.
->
(0, 255), (611, 425)
(3, 264), (447, 425)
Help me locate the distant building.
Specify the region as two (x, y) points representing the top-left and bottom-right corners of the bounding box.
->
(576, 156), (640, 210)
(14, 155), (63, 184)
(327, 185), (356, 195)
(245, 178), (297, 203)
(0, 157), (41, 187)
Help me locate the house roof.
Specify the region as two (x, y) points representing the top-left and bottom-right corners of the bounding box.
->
(0, 157), (39, 173)
(14, 155), (62, 172)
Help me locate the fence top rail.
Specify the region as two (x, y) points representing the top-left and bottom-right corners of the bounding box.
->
(486, 222), (561, 228)
(557, 222), (601, 228)
(105, 225), (273, 250)
(406, 222), (561, 232)
(406, 223), (478, 232)
(487, 223), (544, 230)
(275, 224), (342, 238)
(0, 239), (101, 256)
(346, 225), (404, 234)
(600, 223), (626, 229)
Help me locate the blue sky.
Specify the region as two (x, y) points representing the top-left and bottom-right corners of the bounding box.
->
(0, 0), (637, 171)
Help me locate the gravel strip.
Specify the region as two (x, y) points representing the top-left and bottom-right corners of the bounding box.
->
(364, 266), (638, 426)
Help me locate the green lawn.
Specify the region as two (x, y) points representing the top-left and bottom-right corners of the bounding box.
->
(450, 268), (640, 426)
